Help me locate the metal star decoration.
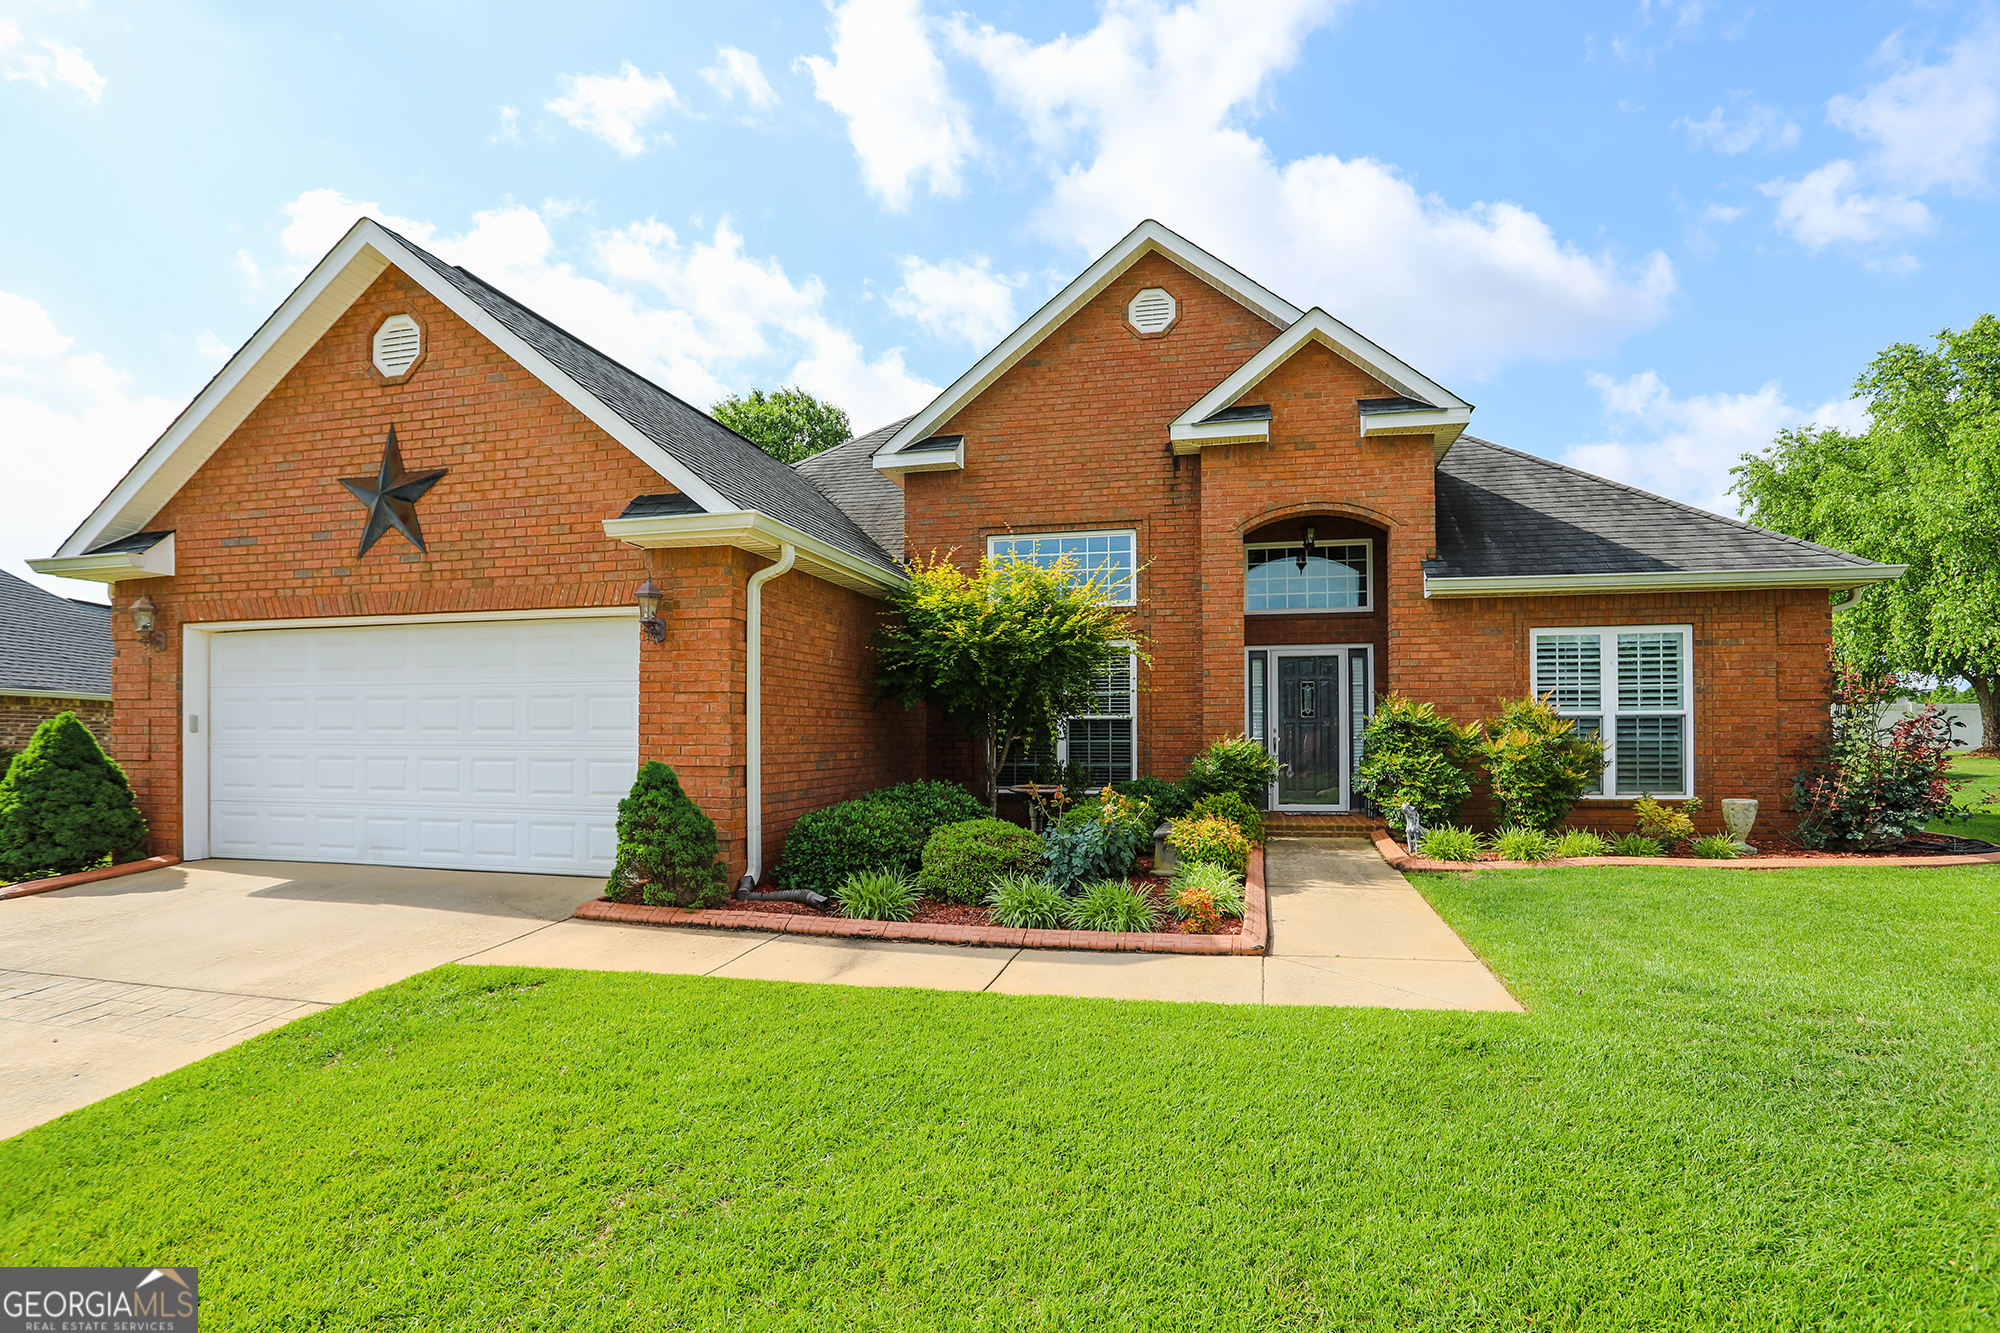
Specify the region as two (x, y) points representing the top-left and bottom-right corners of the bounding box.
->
(336, 427), (449, 557)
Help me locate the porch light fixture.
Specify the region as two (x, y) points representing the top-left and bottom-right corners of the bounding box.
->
(1297, 525), (1318, 573)
(129, 595), (166, 649)
(635, 579), (666, 644)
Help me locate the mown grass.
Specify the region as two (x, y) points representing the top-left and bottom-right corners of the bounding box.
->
(3, 864), (1997, 1330)
(1935, 753), (2000, 845)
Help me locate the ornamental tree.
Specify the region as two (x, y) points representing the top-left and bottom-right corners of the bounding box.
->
(711, 386), (852, 465)
(0, 712), (149, 881)
(1732, 315), (2000, 750)
(875, 552), (1133, 812)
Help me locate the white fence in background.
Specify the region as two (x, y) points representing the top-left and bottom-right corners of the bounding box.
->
(1876, 700), (1985, 750)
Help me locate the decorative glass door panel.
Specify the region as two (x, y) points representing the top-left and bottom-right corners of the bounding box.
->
(1277, 655), (1343, 807)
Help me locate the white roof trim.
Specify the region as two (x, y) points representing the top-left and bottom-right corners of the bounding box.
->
(1170, 309), (1472, 459)
(1422, 565), (1906, 599)
(601, 510), (906, 599)
(872, 435), (965, 478)
(873, 220), (1304, 465)
(30, 533), (175, 584)
(54, 219), (732, 560)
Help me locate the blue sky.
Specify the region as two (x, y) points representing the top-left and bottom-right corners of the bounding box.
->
(7, 0), (2000, 599)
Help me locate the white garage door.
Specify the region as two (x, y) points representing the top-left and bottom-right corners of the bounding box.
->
(207, 617), (638, 875)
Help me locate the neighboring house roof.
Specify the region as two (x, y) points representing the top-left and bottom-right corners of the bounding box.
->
(1427, 437), (1898, 594)
(795, 417), (912, 562)
(0, 569), (112, 700)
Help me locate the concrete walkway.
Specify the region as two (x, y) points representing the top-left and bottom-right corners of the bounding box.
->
(1, 839), (1516, 1138)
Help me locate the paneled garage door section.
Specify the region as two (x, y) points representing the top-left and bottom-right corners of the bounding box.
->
(208, 618), (638, 874)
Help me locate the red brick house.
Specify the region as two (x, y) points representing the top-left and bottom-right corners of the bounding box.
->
(33, 219), (1898, 878)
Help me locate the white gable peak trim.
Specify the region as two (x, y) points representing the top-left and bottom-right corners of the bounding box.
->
(53, 218), (732, 561)
(873, 220), (1304, 478)
(1169, 309), (1473, 460)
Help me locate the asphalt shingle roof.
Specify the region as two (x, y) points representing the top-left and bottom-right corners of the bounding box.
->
(1431, 436), (1886, 579)
(794, 417), (912, 562)
(1, 569), (111, 699)
(384, 228), (901, 576)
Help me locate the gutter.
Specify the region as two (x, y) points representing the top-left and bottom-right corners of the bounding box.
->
(743, 544), (797, 883)
(602, 509), (905, 599)
(1422, 565), (1907, 599)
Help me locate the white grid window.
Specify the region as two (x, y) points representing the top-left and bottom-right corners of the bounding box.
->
(988, 530), (1136, 605)
(1245, 541), (1371, 611)
(997, 645), (1137, 789)
(1531, 623), (1693, 798)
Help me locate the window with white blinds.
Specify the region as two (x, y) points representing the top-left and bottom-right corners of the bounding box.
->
(1531, 624), (1693, 797)
(997, 645), (1137, 789)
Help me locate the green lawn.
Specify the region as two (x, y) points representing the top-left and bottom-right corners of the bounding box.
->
(4, 865), (1997, 1330)
(1935, 753), (2000, 844)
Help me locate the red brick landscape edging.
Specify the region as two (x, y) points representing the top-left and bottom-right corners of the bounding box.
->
(0, 854), (184, 900)
(1371, 828), (2000, 873)
(574, 849), (1268, 955)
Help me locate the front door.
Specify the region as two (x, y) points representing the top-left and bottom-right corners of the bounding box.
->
(1276, 654), (1343, 807)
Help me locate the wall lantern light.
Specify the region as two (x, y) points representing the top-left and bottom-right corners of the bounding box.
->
(129, 595), (167, 649)
(1296, 524), (1318, 573)
(635, 579), (666, 644)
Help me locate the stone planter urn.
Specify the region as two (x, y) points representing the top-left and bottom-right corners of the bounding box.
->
(1153, 823), (1179, 875)
(1721, 798), (1759, 853)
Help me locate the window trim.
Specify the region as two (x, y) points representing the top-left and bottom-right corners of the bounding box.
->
(986, 527), (1139, 606)
(1530, 622), (1695, 800)
(1242, 538), (1374, 615)
(997, 641), (1139, 791)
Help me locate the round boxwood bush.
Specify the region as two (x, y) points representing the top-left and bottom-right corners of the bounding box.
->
(778, 799), (924, 899)
(864, 780), (986, 843)
(1187, 791), (1263, 846)
(916, 818), (1044, 905)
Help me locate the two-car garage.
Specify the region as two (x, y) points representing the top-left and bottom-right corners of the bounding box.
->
(194, 615), (638, 876)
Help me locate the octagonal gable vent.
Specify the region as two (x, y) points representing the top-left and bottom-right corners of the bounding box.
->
(1128, 287), (1177, 334)
(373, 315), (422, 377)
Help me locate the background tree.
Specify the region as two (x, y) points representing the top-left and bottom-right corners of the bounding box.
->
(875, 553), (1133, 812)
(711, 386), (852, 464)
(1733, 314), (2000, 752)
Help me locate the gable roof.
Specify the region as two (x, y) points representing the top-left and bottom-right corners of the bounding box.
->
(873, 219), (1304, 475)
(0, 570), (111, 700)
(43, 219), (897, 579)
(795, 417), (911, 561)
(1427, 437), (1901, 595)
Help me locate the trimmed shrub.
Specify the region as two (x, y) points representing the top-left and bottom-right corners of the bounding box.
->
(1165, 815), (1251, 875)
(837, 869), (919, 921)
(1175, 885), (1220, 934)
(1064, 879), (1162, 933)
(778, 800), (924, 899)
(1181, 734), (1279, 808)
(1357, 693), (1480, 825)
(1794, 653), (1970, 849)
(1634, 794), (1702, 851)
(1551, 829), (1612, 859)
(918, 818), (1044, 905)
(0, 713), (148, 882)
(1417, 825), (1483, 863)
(1045, 789), (1154, 890)
(1477, 696), (1608, 831)
(606, 762), (728, 909)
(1612, 832), (1663, 857)
(1169, 859), (1245, 919)
(1492, 826), (1555, 862)
(1111, 775), (1189, 823)
(863, 780), (986, 844)
(1188, 792), (1263, 847)
(1692, 834), (1742, 860)
(987, 874), (1068, 930)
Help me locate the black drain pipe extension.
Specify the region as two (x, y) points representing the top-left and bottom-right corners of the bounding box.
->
(735, 874), (828, 907)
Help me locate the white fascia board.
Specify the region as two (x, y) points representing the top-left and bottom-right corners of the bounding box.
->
(1171, 310), (1473, 453)
(54, 219), (731, 560)
(1168, 420), (1270, 454)
(0, 687), (113, 703)
(601, 509), (907, 599)
(30, 533), (175, 584)
(872, 438), (965, 476)
(1361, 407), (1471, 459)
(874, 220), (1305, 463)
(1422, 565), (1908, 599)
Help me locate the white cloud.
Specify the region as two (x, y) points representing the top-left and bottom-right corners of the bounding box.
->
(888, 255), (1021, 347)
(0, 21), (106, 103)
(1563, 370), (1867, 518)
(0, 292), (180, 597)
(1830, 25), (2000, 192)
(195, 331), (231, 360)
(268, 190), (936, 431)
(546, 63), (683, 158)
(492, 105), (520, 143)
(1761, 159), (1932, 249)
(800, 0), (978, 209)
(1679, 99), (1799, 154)
(953, 0), (1672, 377)
(702, 46), (778, 109)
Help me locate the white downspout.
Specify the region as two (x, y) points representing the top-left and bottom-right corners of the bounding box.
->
(744, 543), (797, 882)
(1829, 586), (1864, 614)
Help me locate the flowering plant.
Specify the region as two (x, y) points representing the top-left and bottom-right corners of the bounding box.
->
(1793, 652), (1973, 849)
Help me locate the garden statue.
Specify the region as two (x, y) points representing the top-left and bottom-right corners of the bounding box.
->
(1721, 799), (1759, 854)
(1398, 802), (1424, 857)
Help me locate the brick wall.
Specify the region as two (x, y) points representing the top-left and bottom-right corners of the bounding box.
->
(0, 696), (112, 755)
